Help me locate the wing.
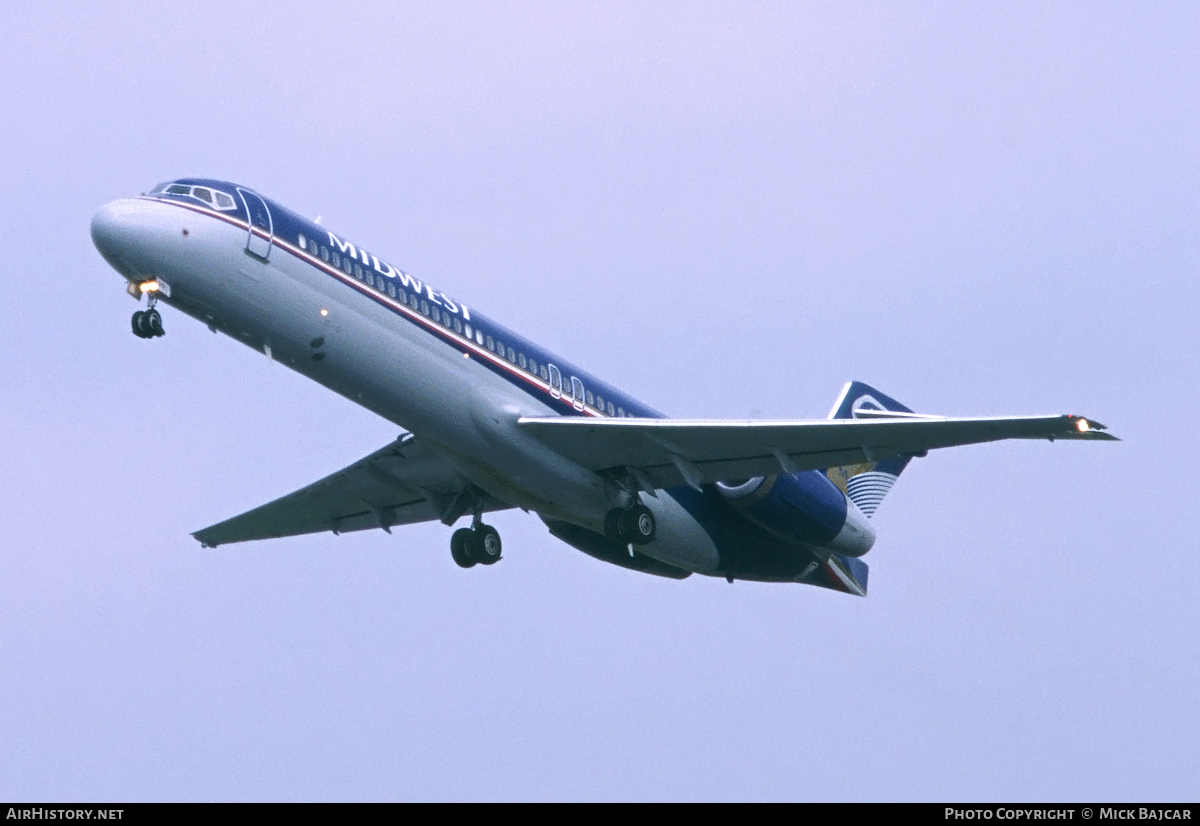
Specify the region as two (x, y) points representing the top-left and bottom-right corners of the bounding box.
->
(517, 413), (1116, 491)
(193, 434), (510, 547)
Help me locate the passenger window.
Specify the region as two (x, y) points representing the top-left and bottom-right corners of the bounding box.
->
(486, 336), (494, 352)
(299, 235), (308, 250)
(420, 300), (430, 316)
(342, 259), (352, 275)
(320, 246), (329, 263)
(507, 346), (516, 363)
(518, 353), (527, 370)
(539, 365), (549, 381)
(409, 294), (418, 309)
(353, 264), (363, 280)
(332, 252), (341, 268)
(607, 401), (615, 416)
(475, 330), (484, 345)
(453, 318), (462, 334)
(464, 323), (473, 339)
(432, 307), (441, 322)
(586, 390), (594, 406)
(618, 406), (626, 417)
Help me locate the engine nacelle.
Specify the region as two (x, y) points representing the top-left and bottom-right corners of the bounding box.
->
(716, 472), (876, 558)
(540, 517), (692, 579)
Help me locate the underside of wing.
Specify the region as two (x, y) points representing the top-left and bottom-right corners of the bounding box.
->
(193, 434), (509, 547)
(517, 413), (1116, 491)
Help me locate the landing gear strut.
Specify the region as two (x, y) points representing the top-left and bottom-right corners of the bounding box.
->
(605, 502), (656, 545)
(451, 521), (502, 569)
(132, 296), (164, 339)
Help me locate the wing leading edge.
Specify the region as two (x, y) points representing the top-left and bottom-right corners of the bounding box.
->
(516, 412), (1116, 491)
(193, 434), (510, 547)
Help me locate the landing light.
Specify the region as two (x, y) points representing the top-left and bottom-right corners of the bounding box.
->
(320, 308), (329, 317)
(139, 281), (159, 294)
(1076, 419), (1090, 433)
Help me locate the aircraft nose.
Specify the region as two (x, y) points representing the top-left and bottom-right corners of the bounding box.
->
(91, 199), (146, 279)
(91, 199), (139, 250)
(91, 198), (179, 283)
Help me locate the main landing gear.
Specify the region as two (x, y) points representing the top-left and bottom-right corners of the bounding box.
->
(132, 299), (164, 339)
(451, 521), (502, 569)
(605, 503), (656, 545)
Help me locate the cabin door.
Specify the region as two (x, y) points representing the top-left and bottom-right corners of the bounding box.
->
(237, 188), (273, 259)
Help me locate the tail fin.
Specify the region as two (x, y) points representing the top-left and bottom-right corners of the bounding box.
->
(823, 381), (917, 518)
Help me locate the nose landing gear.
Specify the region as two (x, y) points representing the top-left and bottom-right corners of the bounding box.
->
(450, 521), (502, 569)
(132, 294), (165, 339)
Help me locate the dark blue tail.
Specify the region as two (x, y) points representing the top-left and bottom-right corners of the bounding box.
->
(823, 381), (916, 518)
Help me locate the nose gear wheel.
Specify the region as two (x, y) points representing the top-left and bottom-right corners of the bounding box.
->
(132, 291), (164, 339)
(132, 308), (164, 338)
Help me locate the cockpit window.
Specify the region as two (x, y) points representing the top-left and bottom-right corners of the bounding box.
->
(155, 182), (238, 211)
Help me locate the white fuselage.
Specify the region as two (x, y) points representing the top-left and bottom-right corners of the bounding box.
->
(92, 181), (898, 588)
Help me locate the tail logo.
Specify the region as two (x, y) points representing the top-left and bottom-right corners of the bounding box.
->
(851, 394), (885, 416)
(845, 471), (899, 517)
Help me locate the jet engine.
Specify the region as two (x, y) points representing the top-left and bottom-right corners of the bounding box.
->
(715, 472), (875, 558)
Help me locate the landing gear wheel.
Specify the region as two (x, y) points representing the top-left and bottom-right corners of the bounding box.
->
(618, 504), (656, 545)
(451, 528), (476, 569)
(146, 308), (164, 337)
(131, 308), (164, 339)
(474, 524), (502, 565)
(451, 524), (502, 568)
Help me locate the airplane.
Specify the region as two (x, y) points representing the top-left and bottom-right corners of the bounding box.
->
(91, 178), (1116, 596)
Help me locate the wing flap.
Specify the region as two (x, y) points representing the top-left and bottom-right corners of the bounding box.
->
(517, 414), (1116, 489)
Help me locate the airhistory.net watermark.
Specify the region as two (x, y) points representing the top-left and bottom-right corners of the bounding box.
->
(5, 810), (123, 820)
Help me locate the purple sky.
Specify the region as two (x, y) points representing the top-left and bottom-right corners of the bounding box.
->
(1, 2), (1196, 801)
